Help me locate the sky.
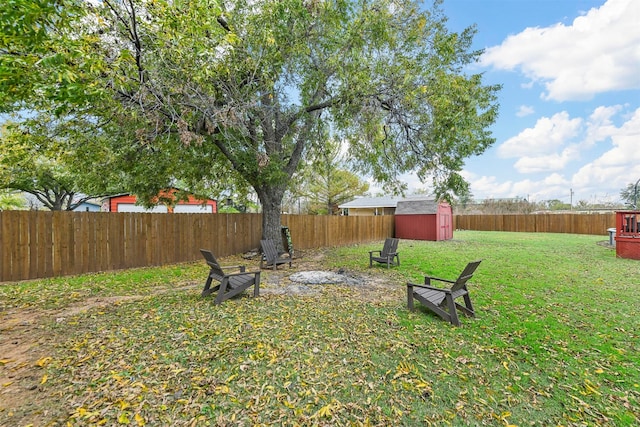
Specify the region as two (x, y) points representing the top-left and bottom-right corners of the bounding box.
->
(387, 0), (640, 205)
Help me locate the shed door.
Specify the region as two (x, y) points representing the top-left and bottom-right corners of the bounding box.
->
(439, 212), (451, 240)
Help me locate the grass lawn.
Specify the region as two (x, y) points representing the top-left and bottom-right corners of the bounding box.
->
(1, 231), (638, 426)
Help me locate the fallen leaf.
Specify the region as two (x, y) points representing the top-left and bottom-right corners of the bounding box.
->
(35, 356), (52, 367)
(118, 412), (130, 424)
(134, 413), (145, 426)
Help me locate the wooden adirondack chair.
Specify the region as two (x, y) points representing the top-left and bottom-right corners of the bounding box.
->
(260, 239), (292, 270)
(407, 260), (481, 326)
(369, 238), (400, 268)
(200, 249), (261, 304)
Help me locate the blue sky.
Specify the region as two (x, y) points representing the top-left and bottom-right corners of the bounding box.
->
(392, 0), (640, 205)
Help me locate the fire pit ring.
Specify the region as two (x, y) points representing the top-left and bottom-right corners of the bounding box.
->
(289, 270), (361, 285)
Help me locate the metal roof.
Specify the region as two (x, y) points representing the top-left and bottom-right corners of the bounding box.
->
(338, 196), (434, 209)
(338, 196), (402, 209)
(395, 199), (441, 214)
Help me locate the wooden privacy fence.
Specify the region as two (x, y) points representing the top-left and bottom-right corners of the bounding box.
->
(2, 211), (613, 282)
(454, 213), (616, 235)
(0, 211), (394, 283)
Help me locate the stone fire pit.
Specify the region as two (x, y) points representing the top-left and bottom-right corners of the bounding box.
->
(289, 270), (361, 285)
(262, 270), (364, 296)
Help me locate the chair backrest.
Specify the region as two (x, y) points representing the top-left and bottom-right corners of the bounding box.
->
(260, 239), (278, 261)
(381, 238), (398, 256)
(451, 260), (482, 292)
(200, 249), (225, 278)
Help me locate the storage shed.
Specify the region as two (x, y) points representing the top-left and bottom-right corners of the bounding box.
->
(395, 199), (453, 241)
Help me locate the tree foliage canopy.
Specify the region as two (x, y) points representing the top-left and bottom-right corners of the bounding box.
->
(0, 0), (104, 113)
(0, 116), (124, 210)
(2, 0), (500, 240)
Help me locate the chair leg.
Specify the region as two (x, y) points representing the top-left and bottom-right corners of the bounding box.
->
(214, 278), (230, 305)
(445, 294), (460, 326)
(456, 302), (474, 317)
(253, 274), (261, 298)
(202, 283), (221, 298)
(407, 283), (415, 311)
(202, 275), (213, 296)
(460, 294), (475, 317)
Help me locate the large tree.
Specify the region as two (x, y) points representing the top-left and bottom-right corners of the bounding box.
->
(6, 0), (500, 245)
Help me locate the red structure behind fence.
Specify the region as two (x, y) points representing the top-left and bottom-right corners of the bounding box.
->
(615, 211), (640, 260)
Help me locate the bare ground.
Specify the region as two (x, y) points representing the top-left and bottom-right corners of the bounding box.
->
(0, 249), (400, 426)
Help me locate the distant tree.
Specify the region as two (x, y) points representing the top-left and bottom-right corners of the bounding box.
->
(0, 190), (26, 211)
(409, 188), (434, 197)
(620, 182), (640, 209)
(305, 169), (369, 215)
(453, 192), (474, 211)
(299, 139), (369, 215)
(575, 200), (591, 210)
(0, 117), (122, 210)
(544, 199), (571, 211)
(477, 198), (532, 214)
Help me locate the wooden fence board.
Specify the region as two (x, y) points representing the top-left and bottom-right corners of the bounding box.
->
(18, 211), (30, 280)
(0, 212), (8, 280)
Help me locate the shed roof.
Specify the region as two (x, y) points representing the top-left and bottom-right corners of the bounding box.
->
(395, 199), (446, 214)
(338, 196), (403, 209)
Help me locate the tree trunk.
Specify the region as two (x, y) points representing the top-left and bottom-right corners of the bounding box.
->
(257, 185), (287, 253)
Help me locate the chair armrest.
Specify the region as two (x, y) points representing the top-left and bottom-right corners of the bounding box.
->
(407, 282), (452, 293)
(424, 275), (455, 284)
(222, 265), (246, 272)
(369, 250), (382, 256)
(224, 270), (259, 278)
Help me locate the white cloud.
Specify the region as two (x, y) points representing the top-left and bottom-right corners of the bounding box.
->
(513, 146), (580, 173)
(467, 108), (640, 202)
(497, 111), (582, 158)
(464, 171), (574, 202)
(516, 105), (535, 117)
(573, 107), (640, 190)
(583, 105), (623, 147)
(499, 106), (636, 174)
(460, 172), (516, 199)
(481, 0), (640, 101)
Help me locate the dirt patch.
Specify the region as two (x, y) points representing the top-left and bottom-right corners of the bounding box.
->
(0, 249), (399, 425)
(0, 295), (148, 425)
